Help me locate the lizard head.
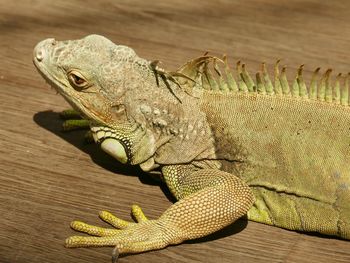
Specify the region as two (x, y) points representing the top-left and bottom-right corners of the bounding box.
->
(33, 35), (215, 171)
(33, 35), (162, 168)
(33, 35), (138, 125)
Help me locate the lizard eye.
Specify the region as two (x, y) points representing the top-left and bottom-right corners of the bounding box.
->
(68, 70), (89, 90)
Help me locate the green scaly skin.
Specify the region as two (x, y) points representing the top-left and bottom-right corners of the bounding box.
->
(33, 35), (349, 261)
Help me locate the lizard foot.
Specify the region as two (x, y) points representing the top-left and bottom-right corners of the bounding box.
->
(65, 205), (176, 261)
(59, 109), (93, 142)
(60, 109), (90, 131)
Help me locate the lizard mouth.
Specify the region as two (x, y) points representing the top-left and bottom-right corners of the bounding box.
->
(33, 38), (75, 101)
(33, 42), (73, 99)
(33, 46), (106, 125)
(34, 62), (94, 119)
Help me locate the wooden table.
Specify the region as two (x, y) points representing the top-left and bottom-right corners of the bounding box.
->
(1, 0), (350, 262)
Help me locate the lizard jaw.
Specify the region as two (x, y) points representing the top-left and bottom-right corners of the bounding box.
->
(33, 39), (107, 125)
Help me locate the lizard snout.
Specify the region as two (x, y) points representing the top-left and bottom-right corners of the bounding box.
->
(33, 38), (56, 63)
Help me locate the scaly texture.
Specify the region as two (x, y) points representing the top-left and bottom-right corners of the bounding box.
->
(33, 35), (350, 261)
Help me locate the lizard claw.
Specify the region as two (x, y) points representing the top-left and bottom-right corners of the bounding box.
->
(111, 246), (119, 263)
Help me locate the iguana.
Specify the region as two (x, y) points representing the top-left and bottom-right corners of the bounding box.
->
(33, 35), (350, 261)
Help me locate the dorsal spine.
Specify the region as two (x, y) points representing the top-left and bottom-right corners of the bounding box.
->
(177, 55), (350, 106)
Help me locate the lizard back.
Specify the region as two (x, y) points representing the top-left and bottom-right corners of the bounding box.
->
(200, 89), (350, 238)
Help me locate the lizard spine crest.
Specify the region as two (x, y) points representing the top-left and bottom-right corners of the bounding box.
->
(173, 55), (350, 106)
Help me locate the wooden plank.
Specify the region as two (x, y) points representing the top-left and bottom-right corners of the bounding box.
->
(0, 0), (350, 262)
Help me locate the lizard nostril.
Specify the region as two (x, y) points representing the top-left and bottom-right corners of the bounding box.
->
(49, 38), (57, 46)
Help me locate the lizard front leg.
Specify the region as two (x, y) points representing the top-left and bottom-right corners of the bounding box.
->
(160, 165), (255, 240)
(65, 165), (254, 259)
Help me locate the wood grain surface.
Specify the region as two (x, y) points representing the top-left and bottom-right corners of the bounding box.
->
(1, 0), (350, 262)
